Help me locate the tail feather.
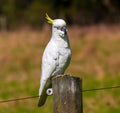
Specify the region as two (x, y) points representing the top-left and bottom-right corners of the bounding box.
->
(38, 90), (48, 107)
(38, 78), (52, 107)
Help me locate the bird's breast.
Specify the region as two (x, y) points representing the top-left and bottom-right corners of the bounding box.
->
(58, 47), (71, 67)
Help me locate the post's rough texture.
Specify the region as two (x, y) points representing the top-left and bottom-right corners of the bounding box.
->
(52, 75), (82, 113)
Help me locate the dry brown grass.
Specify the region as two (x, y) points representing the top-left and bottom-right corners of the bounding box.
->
(0, 24), (120, 78)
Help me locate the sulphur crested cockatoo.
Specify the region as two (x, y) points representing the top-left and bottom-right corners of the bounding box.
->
(38, 14), (72, 107)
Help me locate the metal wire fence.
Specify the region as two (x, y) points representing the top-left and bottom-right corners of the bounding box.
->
(0, 85), (120, 104)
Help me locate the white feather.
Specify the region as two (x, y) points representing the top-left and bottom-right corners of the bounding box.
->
(38, 19), (71, 107)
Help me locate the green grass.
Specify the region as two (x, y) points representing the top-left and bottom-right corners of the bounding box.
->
(0, 25), (120, 113)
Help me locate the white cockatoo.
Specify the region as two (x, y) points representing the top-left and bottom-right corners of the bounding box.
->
(38, 14), (72, 107)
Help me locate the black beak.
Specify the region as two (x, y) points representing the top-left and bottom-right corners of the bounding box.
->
(61, 26), (67, 35)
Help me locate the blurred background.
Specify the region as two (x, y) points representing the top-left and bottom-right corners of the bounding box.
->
(0, 0), (120, 113)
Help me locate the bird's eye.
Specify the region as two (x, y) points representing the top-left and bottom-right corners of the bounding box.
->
(61, 27), (63, 30)
(54, 26), (60, 30)
(57, 26), (60, 30)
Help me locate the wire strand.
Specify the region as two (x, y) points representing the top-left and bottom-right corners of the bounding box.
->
(82, 85), (120, 92)
(0, 85), (120, 104)
(0, 96), (39, 103)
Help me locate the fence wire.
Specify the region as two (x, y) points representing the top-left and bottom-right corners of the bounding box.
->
(0, 85), (120, 104)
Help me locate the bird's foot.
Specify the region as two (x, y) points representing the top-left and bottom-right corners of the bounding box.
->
(46, 88), (53, 96)
(52, 74), (63, 79)
(52, 74), (71, 79)
(65, 74), (72, 77)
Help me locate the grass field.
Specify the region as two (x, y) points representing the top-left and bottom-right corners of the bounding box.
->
(0, 24), (120, 113)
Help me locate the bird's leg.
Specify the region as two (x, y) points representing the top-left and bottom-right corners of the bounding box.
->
(51, 75), (60, 79)
(52, 74), (71, 79)
(54, 74), (63, 78)
(65, 74), (72, 77)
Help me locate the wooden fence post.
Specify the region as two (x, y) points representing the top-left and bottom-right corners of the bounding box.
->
(52, 75), (83, 113)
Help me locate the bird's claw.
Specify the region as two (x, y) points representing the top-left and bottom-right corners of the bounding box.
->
(53, 74), (71, 79)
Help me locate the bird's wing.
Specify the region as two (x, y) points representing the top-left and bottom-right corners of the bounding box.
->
(38, 41), (58, 107)
(38, 77), (52, 107)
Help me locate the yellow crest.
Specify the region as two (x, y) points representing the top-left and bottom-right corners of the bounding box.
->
(45, 13), (53, 24)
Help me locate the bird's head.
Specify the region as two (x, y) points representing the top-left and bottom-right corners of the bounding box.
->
(46, 13), (67, 38)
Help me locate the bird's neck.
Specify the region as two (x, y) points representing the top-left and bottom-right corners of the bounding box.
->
(51, 33), (70, 48)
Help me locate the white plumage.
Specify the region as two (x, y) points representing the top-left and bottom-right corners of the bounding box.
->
(38, 15), (71, 107)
